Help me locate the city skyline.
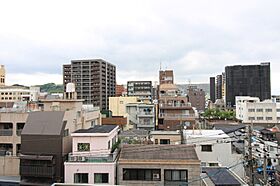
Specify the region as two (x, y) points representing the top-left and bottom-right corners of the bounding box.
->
(1, 0), (280, 93)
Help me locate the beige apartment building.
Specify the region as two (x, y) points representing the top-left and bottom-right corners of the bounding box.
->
(109, 96), (139, 116)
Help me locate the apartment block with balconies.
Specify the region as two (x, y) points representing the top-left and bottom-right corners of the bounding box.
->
(63, 59), (116, 111)
(158, 84), (197, 130)
(127, 81), (152, 103)
(64, 125), (119, 185)
(126, 102), (155, 130)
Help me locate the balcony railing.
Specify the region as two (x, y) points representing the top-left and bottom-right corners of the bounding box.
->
(159, 103), (192, 109)
(159, 113), (196, 120)
(0, 129), (13, 136)
(20, 165), (55, 177)
(138, 112), (154, 117)
(68, 149), (119, 163)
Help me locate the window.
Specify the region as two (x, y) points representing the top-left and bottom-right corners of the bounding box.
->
(77, 143), (90, 151)
(201, 145), (212, 152)
(248, 117), (255, 121)
(265, 109), (273, 112)
(164, 170), (188, 182)
(94, 173), (109, 183)
(266, 117), (273, 120)
(120, 101), (124, 104)
(74, 173), (88, 183)
(209, 163), (219, 167)
(256, 108), (263, 112)
(277, 117), (280, 121)
(160, 139), (170, 144)
(201, 162), (207, 167)
(123, 169), (161, 181)
(248, 109), (255, 112)
(63, 129), (69, 137)
(155, 139), (158, 144)
(276, 109), (280, 112)
(257, 117), (263, 120)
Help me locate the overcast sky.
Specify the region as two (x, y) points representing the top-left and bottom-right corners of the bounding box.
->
(1, 0), (280, 94)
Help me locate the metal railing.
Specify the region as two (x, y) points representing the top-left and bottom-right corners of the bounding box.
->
(159, 103), (191, 108)
(0, 129), (13, 136)
(159, 113), (196, 119)
(68, 149), (119, 163)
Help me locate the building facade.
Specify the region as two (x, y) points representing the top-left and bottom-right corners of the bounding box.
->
(158, 84), (196, 130)
(0, 65), (5, 87)
(63, 59), (116, 110)
(187, 85), (205, 112)
(210, 77), (215, 103)
(117, 144), (200, 186)
(109, 97), (139, 117)
(184, 130), (244, 178)
(64, 125), (119, 185)
(159, 70), (174, 85)
(127, 81), (152, 103)
(236, 96), (280, 124)
(126, 102), (155, 130)
(225, 62), (271, 107)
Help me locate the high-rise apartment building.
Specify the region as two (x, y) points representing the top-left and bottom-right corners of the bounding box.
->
(216, 74), (223, 100)
(0, 65), (5, 86)
(225, 62), (271, 107)
(210, 77), (215, 103)
(127, 81), (152, 103)
(159, 70), (174, 85)
(63, 59), (116, 110)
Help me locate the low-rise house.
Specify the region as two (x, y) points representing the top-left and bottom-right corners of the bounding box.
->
(184, 130), (244, 179)
(64, 125), (119, 185)
(117, 144), (201, 186)
(149, 130), (181, 144)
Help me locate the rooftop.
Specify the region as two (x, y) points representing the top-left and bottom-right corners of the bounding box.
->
(119, 144), (198, 161)
(202, 167), (243, 186)
(22, 111), (65, 135)
(119, 129), (149, 137)
(150, 130), (180, 135)
(184, 130), (229, 138)
(74, 125), (118, 134)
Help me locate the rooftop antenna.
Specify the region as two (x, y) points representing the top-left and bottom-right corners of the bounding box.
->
(160, 61), (162, 71)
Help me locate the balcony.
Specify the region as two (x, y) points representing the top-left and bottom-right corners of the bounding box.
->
(20, 165), (55, 177)
(159, 113), (196, 120)
(68, 149), (119, 163)
(0, 129), (13, 136)
(159, 103), (192, 109)
(138, 112), (154, 117)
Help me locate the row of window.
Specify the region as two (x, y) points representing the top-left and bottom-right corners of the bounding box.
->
(123, 169), (188, 182)
(0, 92), (30, 95)
(74, 173), (108, 184)
(248, 108), (275, 112)
(248, 117), (274, 121)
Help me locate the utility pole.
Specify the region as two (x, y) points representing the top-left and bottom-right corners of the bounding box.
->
(248, 121), (254, 186)
(263, 143), (267, 185)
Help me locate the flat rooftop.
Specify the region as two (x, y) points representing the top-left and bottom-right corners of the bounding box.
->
(150, 131), (180, 135)
(184, 130), (228, 138)
(74, 125), (118, 134)
(119, 144), (198, 161)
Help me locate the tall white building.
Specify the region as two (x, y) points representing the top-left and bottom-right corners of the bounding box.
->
(236, 96), (280, 124)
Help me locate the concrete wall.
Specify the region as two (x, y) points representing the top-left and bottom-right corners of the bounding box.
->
(64, 162), (116, 184)
(0, 156), (19, 176)
(109, 97), (138, 116)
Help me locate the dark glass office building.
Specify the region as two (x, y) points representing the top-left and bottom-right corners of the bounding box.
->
(225, 62), (271, 107)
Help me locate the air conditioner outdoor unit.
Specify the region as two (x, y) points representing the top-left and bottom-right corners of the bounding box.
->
(78, 156), (86, 162)
(153, 173), (160, 179)
(69, 156), (77, 162)
(5, 151), (12, 156)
